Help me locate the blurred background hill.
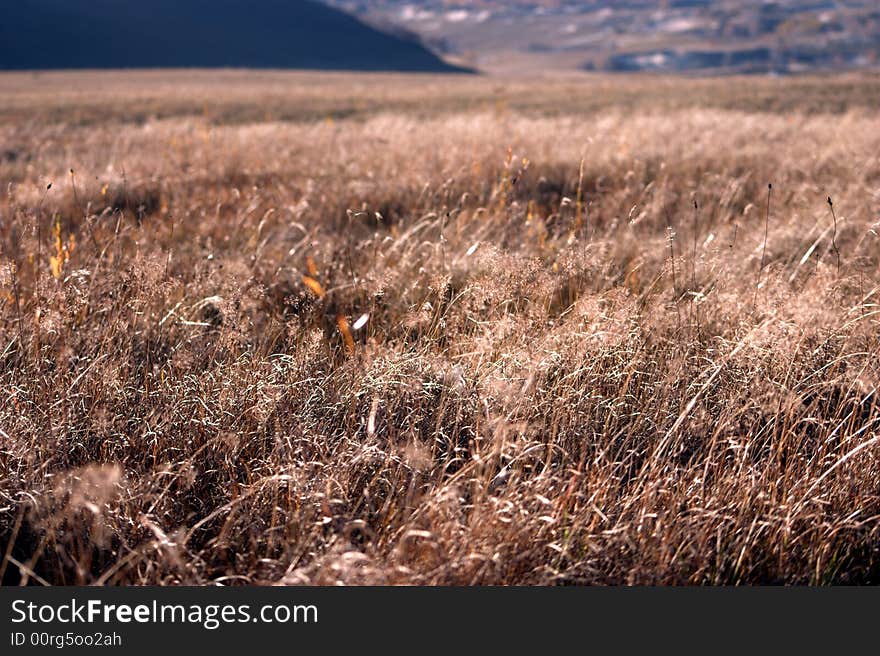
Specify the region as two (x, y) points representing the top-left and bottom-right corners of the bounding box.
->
(324, 0), (880, 74)
(5, 0), (876, 75)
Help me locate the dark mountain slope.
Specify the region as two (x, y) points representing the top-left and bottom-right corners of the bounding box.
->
(0, 0), (469, 72)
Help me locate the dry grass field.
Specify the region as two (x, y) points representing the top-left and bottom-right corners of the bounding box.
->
(2, 70), (880, 585)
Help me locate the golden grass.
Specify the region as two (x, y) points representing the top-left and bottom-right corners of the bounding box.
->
(1, 71), (880, 584)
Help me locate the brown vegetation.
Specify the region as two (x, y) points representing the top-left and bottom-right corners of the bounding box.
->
(2, 72), (880, 584)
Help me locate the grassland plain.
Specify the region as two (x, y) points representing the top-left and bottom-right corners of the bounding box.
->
(2, 71), (880, 585)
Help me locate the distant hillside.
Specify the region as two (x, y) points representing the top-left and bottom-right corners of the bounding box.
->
(0, 0), (469, 72)
(325, 0), (880, 74)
